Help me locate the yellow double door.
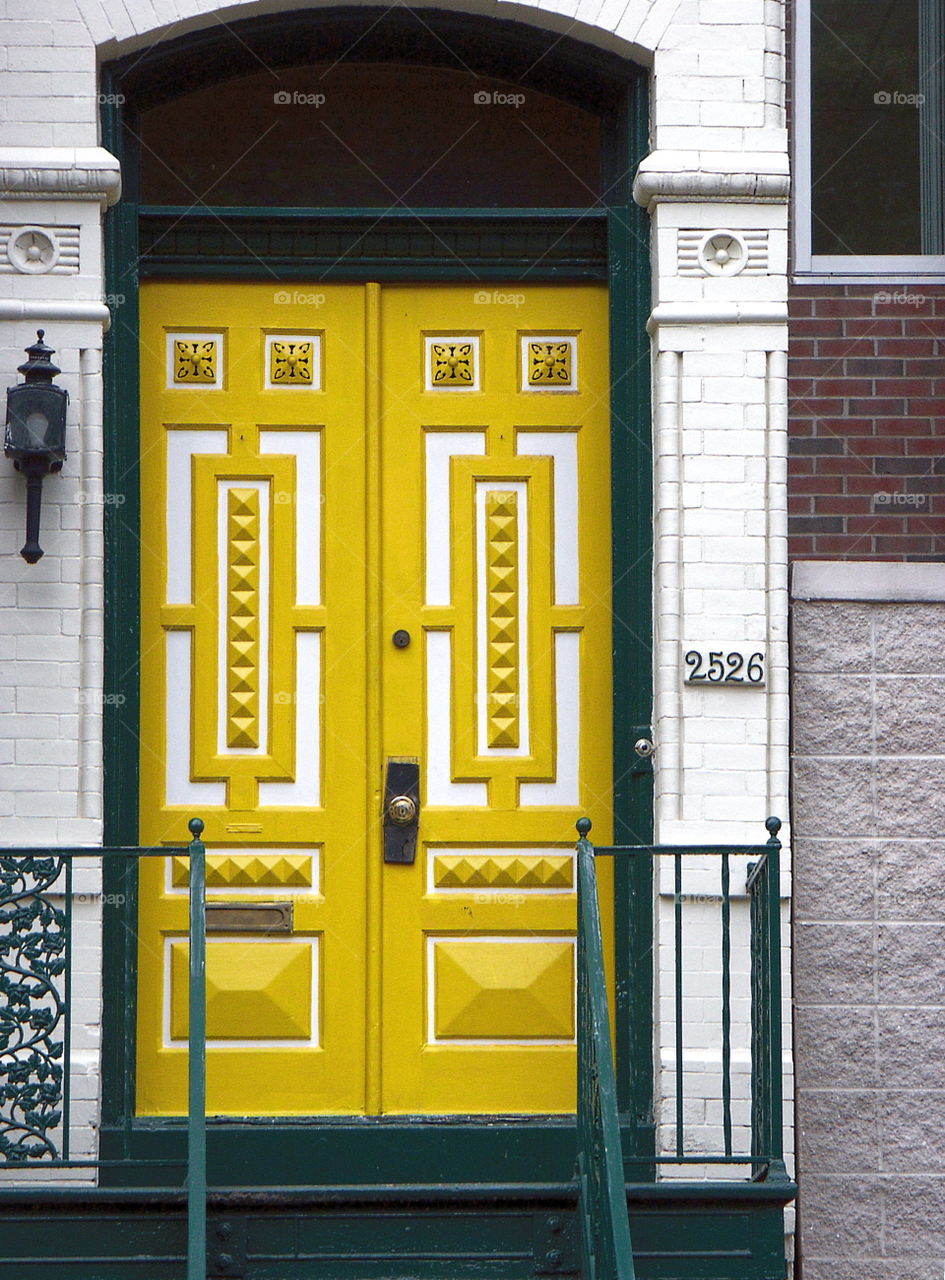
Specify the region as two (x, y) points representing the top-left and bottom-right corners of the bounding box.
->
(137, 281), (612, 1117)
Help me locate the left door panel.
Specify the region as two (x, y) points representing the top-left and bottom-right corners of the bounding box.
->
(137, 282), (368, 1115)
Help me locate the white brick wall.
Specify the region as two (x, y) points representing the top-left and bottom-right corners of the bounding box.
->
(0, 0), (792, 1221)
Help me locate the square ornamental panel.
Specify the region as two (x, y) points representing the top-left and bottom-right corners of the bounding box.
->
(264, 334), (321, 389)
(424, 335), (481, 391)
(520, 335), (577, 391)
(429, 936), (575, 1043)
(168, 937), (317, 1045)
(166, 331), (224, 389)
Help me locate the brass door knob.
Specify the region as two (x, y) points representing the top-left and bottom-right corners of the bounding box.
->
(387, 794), (417, 826)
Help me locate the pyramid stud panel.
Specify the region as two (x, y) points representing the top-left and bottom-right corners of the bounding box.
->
(432, 851), (573, 892)
(170, 850), (315, 892)
(226, 486), (261, 749)
(485, 491), (521, 749)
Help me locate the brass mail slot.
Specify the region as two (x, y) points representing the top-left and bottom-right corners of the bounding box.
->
(204, 902), (293, 933)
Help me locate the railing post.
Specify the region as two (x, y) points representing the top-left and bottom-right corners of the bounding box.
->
(763, 816), (789, 1183)
(187, 817), (206, 1280)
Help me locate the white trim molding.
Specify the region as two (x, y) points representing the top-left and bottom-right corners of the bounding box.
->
(0, 148), (121, 206)
(0, 299), (112, 327)
(647, 303), (789, 334)
(633, 152), (790, 211)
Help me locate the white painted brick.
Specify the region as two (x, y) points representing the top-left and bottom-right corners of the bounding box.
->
(15, 791), (76, 817)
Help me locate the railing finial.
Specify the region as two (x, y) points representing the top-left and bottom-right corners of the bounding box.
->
(188, 816), (204, 839)
(765, 815), (781, 841)
(576, 816), (592, 838)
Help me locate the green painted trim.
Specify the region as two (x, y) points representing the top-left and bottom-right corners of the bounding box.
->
(0, 1193), (790, 1279)
(101, 69), (143, 1137)
(98, 1122), (583, 1188)
(140, 206), (609, 219)
(138, 211), (608, 281)
(604, 77), (656, 1165)
(100, 24), (652, 1188)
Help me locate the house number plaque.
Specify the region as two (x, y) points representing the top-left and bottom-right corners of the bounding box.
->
(684, 646), (766, 686)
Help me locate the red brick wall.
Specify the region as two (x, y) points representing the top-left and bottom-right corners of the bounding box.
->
(789, 285), (945, 559)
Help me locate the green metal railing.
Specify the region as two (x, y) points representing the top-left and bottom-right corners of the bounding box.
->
(575, 815), (788, 1210)
(748, 821), (788, 1183)
(0, 820), (208, 1280)
(576, 817), (635, 1280)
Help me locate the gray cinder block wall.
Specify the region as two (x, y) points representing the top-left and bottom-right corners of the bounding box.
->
(792, 562), (945, 1280)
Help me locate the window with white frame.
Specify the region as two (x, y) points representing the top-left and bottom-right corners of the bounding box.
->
(796, 0), (945, 273)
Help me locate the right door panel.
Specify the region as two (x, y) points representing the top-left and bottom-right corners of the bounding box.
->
(377, 284), (614, 1114)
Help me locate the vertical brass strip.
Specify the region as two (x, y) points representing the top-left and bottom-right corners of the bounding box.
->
(226, 486), (260, 749)
(485, 491), (520, 748)
(364, 282), (383, 1114)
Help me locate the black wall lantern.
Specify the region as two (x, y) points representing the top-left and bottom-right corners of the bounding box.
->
(5, 330), (68, 564)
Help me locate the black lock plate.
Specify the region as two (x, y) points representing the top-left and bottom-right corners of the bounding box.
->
(383, 757), (420, 864)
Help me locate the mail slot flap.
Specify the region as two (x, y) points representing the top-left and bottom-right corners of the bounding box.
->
(205, 902), (293, 933)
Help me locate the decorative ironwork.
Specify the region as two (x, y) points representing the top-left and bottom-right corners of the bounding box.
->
(174, 338), (217, 383)
(526, 338), (574, 388)
(0, 852), (67, 1162)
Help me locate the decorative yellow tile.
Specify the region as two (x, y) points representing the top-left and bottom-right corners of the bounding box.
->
(266, 336), (318, 388)
(432, 938), (574, 1041)
(432, 853), (573, 891)
(425, 336), (480, 390)
(226, 487), (260, 749)
(171, 852), (313, 890)
(172, 337), (218, 384)
(522, 336), (576, 391)
(485, 491), (519, 748)
(170, 939), (314, 1041)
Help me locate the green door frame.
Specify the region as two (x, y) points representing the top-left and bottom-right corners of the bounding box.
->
(98, 8), (653, 1187)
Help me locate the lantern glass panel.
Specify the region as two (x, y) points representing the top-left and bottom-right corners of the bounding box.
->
(6, 386), (67, 459)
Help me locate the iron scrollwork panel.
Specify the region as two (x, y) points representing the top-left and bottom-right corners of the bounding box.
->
(0, 853), (68, 1161)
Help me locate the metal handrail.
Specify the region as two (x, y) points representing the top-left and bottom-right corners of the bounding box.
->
(0, 821), (208, 1280)
(576, 817), (787, 1183)
(576, 818), (635, 1280)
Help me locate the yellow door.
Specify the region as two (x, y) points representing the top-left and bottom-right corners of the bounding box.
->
(137, 281), (612, 1117)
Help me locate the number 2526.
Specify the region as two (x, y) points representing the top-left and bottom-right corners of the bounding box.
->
(684, 650), (765, 685)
